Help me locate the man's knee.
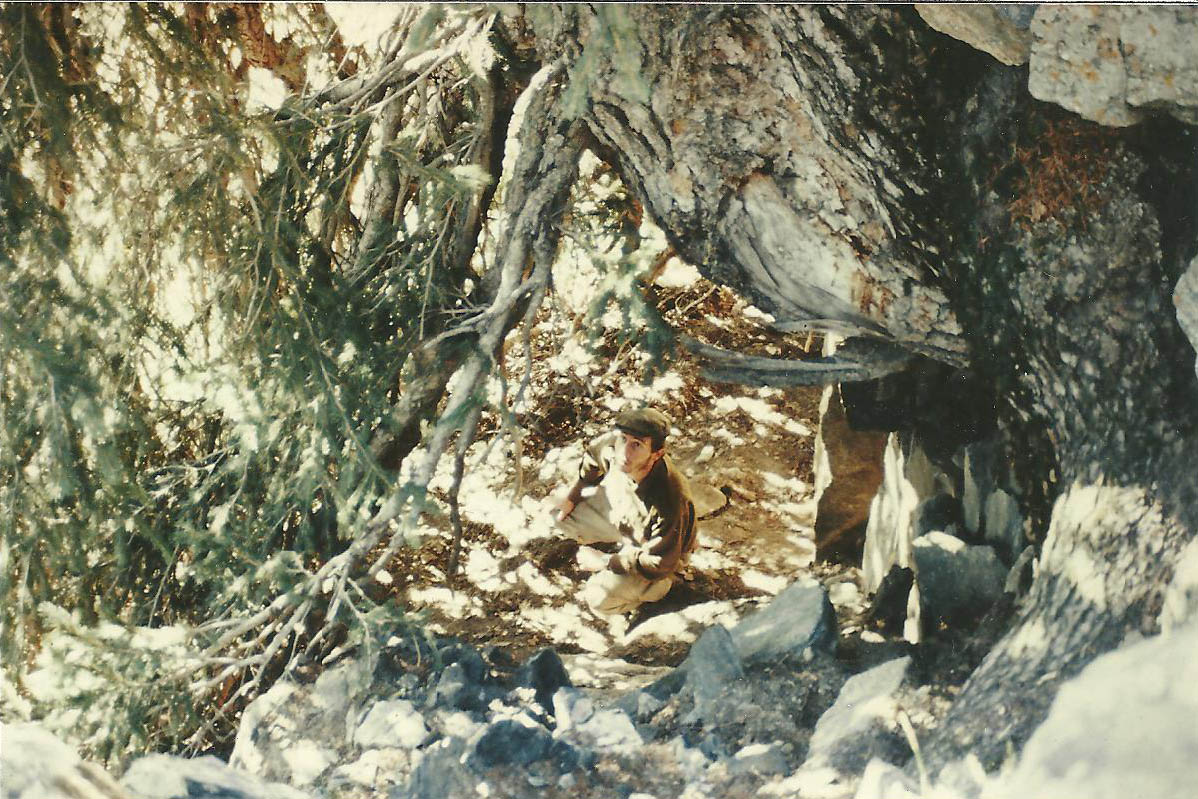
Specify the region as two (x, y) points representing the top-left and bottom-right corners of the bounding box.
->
(585, 570), (671, 616)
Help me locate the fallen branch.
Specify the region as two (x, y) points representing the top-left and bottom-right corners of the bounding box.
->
(681, 334), (913, 387)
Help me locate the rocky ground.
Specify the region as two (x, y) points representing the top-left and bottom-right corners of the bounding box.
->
(0, 261), (1004, 799)
(8, 255), (1195, 799)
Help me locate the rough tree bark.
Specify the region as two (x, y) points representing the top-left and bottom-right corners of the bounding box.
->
(506, 4), (1198, 771)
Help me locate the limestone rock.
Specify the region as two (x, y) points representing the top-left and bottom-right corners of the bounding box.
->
(854, 758), (920, 799)
(122, 755), (311, 799)
(553, 687), (640, 755)
(352, 699), (430, 750)
(915, 4), (1033, 66)
(228, 679), (341, 788)
(468, 718), (556, 769)
(402, 739), (477, 799)
(685, 624), (745, 723)
(803, 657), (911, 775)
(1174, 256), (1198, 380)
(515, 647), (572, 714)
(1029, 6), (1198, 127)
(1160, 536), (1198, 635)
(1, 723), (130, 799)
(862, 434), (919, 594)
(961, 438), (1000, 538)
(1120, 7), (1198, 125)
(728, 742), (789, 777)
(982, 489), (1024, 564)
(911, 532), (1006, 629)
(326, 748), (413, 799)
(993, 625), (1198, 799)
(813, 384), (887, 564)
(729, 579), (836, 664)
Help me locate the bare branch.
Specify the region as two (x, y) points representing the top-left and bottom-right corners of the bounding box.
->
(682, 334), (914, 387)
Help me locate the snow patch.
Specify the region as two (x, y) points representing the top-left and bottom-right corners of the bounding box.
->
(654, 258), (702, 288)
(407, 587), (480, 620)
(713, 396), (812, 437)
(740, 570), (789, 595)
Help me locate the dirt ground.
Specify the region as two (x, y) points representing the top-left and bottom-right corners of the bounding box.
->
(371, 264), (873, 684)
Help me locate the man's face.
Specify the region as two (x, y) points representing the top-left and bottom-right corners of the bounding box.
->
(620, 431), (660, 475)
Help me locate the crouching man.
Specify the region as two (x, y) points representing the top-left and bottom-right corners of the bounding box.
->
(554, 407), (697, 615)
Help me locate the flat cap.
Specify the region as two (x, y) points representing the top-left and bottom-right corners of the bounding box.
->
(614, 407), (672, 445)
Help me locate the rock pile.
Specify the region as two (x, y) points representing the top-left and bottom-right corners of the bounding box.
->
(7, 598), (1198, 799)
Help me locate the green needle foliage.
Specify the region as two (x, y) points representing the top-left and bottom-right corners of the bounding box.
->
(0, 3), (505, 761)
(0, 2), (673, 764)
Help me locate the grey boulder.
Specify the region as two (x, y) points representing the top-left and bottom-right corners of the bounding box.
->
(122, 754), (311, 799)
(993, 625), (1198, 799)
(803, 657), (911, 775)
(912, 532), (1006, 628)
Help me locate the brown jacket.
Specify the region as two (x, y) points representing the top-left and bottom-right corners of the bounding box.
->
(567, 432), (697, 581)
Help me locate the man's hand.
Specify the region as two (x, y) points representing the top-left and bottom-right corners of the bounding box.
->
(555, 497), (576, 521)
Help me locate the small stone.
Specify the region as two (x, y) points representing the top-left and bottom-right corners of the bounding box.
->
(728, 742), (789, 777)
(469, 719), (554, 770)
(685, 625), (744, 723)
(353, 699), (430, 749)
(516, 648), (572, 713)
(552, 687), (595, 732)
(912, 532), (1006, 628)
(122, 754), (313, 799)
(728, 580), (837, 663)
(804, 657), (911, 774)
(636, 692), (665, 722)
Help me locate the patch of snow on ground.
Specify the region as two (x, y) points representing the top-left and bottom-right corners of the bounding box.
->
(688, 547), (739, 572)
(740, 570), (789, 595)
(428, 444), (558, 554)
(464, 549), (504, 592)
(561, 653), (671, 691)
(710, 428), (746, 447)
(521, 604), (610, 654)
(761, 471), (809, 496)
(538, 446), (577, 484)
(516, 562), (565, 597)
(742, 304), (776, 324)
(543, 338), (598, 381)
(577, 546), (611, 572)
(614, 371), (687, 408)
(653, 258), (702, 288)
(679, 600), (743, 628)
(714, 395), (813, 437)
(407, 587), (479, 620)
(625, 613), (699, 644)
(784, 541), (817, 569)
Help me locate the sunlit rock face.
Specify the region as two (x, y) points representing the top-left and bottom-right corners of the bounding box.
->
(1, 723), (131, 799)
(915, 4), (1033, 66)
(992, 623), (1198, 799)
(920, 4), (1198, 126)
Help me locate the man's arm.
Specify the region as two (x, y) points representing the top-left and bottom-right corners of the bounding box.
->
(608, 502), (693, 580)
(556, 432), (616, 519)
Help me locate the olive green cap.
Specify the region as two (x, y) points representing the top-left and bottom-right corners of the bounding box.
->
(614, 407), (672, 448)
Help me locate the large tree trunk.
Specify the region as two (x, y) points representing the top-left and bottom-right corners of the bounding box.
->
(508, 3), (1198, 770)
